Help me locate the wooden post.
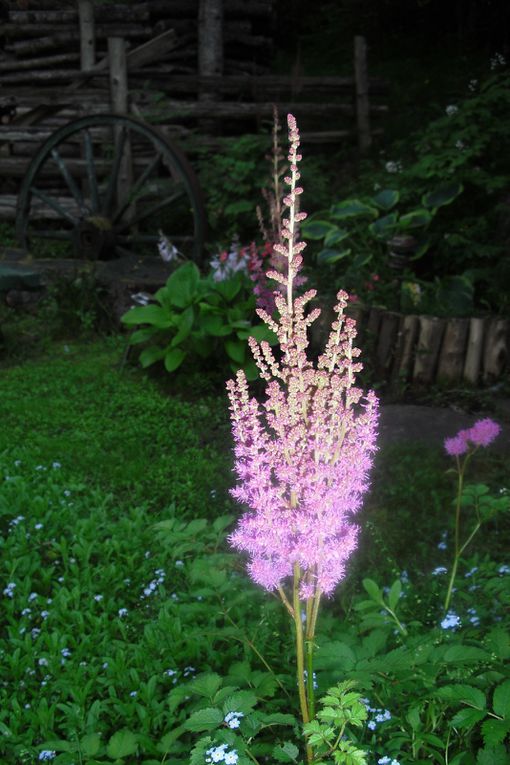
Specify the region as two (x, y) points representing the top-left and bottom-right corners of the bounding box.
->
(374, 310), (399, 381)
(108, 37), (133, 221)
(482, 318), (509, 382)
(463, 317), (485, 385)
(78, 0), (95, 71)
(198, 0), (224, 133)
(354, 36), (371, 154)
(436, 318), (469, 383)
(390, 314), (419, 392)
(413, 316), (446, 385)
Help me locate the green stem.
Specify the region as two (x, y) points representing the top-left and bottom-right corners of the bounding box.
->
(292, 563), (313, 764)
(444, 451), (477, 613)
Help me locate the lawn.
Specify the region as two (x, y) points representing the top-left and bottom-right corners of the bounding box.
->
(0, 337), (508, 765)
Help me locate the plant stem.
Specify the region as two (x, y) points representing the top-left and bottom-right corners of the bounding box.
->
(444, 452), (473, 613)
(292, 563), (313, 764)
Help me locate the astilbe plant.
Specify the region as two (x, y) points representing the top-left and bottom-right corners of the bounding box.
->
(226, 115), (379, 762)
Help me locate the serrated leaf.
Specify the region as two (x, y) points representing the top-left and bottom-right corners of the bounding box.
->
(476, 744), (509, 765)
(435, 684), (486, 709)
(259, 712), (297, 726)
(183, 707), (224, 732)
(313, 641), (356, 671)
(80, 733), (101, 756)
(481, 718), (510, 747)
(106, 729), (138, 759)
(493, 680), (510, 718)
(190, 673), (223, 699)
(443, 646), (490, 664)
(272, 741), (300, 762)
(451, 708), (486, 730)
(223, 690), (258, 715)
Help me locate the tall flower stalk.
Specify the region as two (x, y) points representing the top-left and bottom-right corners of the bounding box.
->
(226, 115), (379, 763)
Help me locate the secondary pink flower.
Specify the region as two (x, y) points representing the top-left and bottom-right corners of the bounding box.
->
(227, 115), (378, 600)
(444, 417), (501, 456)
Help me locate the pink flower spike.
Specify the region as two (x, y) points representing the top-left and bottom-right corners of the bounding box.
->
(467, 418), (501, 447)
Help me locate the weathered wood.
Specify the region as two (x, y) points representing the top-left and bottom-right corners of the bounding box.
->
(108, 37), (133, 220)
(413, 316), (446, 385)
(4, 26), (158, 56)
(354, 35), (371, 153)
(9, 5), (150, 24)
(120, 100), (360, 120)
(375, 310), (400, 380)
(463, 317), (485, 384)
(390, 313), (419, 389)
(79, 0), (95, 72)
(0, 52), (79, 73)
(148, 0), (272, 16)
(482, 317), (509, 381)
(436, 318), (469, 382)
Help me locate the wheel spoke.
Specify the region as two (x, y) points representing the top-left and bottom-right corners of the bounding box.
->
(112, 152), (162, 224)
(102, 127), (127, 217)
(26, 229), (73, 240)
(82, 129), (100, 213)
(30, 187), (79, 225)
(50, 147), (87, 214)
(115, 233), (160, 244)
(114, 188), (186, 232)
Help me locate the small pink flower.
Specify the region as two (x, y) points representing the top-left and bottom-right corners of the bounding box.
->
(444, 418), (501, 456)
(444, 433), (469, 456)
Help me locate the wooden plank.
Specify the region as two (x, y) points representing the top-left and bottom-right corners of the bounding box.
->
(8, 5), (150, 24)
(413, 316), (446, 385)
(79, 0), (95, 72)
(0, 52), (80, 73)
(482, 318), (509, 381)
(463, 317), (485, 384)
(374, 310), (400, 381)
(436, 318), (469, 382)
(390, 313), (419, 392)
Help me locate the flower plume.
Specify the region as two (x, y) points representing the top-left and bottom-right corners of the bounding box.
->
(226, 115), (378, 600)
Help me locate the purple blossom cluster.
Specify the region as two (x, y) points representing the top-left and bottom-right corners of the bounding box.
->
(444, 418), (501, 457)
(227, 115), (378, 600)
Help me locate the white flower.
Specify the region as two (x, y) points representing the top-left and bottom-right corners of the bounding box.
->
(498, 564), (510, 575)
(441, 611), (461, 630)
(224, 752), (239, 765)
(432, 566), (447, 576)
(158, 231), (180, 262)
(490, 52), (506, 69)
(34, 523), (44, 530)
(385, 160), (402, 174)
(446, 104), (458, 116)
(468, 79), (478, 92)
(3, 582), (16, 597)
(61, 648), (71, 658)
(131, 292), (151, 306)
(175, 560), (184, 567)
(52, 462), (61, 469)
(38, 657), (49, 666)
(93, 594), (103, 602)
(129, 690), (137, 697)
(224, 711), (244, 729)
(118, 608), (128, 618)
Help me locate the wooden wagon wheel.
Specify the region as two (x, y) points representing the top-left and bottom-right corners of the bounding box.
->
(15, 113), (207, 263)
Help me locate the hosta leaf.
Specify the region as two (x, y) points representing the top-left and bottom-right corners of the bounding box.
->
(139, 345), (165, 368)
(165, 261), (200, 308)
(317, 248), (351, 265)
(369, 212), (398, 238)
(128, 326), (156, 345)
(422, 182), (463, 210)
(247, 325), (278, 344)
(373, 189), (400, 211)
(330, 200), (378, 220)
(164, 347), (186, 372)
(171, 306), (194, 347)
(302, 220), (336, 239)
(481, 718), (510, 747)
(106, 729), (138, 759)
(121, 304), (173, 328)
(201, 314), (232, 337)
(324, 227), (350, 247)
(399, 209), (433, 229)
(493, 680), (510, 718)
(225, 339), (245, 364)
(183, 707), (224, 732)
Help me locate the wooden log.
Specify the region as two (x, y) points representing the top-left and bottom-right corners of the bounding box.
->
(0, 52), (80, 73)
(108, 100), (359, 120)
(390, 313), (419, 391)
(374, 310), (400, 381)
(198, 0), (223, 134)
(413, 315), (446, 385)
(354, 35), (371, 153)
(148, 0), (273, 16)
(4, 26), (159, 56)
(482, 317), (509, 381)
(108, 36), (133, 220)
(79, 0), (95, 72)
(436, 318), (469, 383)
(463, 317), (485, 385)
(8, 5), (150, 24)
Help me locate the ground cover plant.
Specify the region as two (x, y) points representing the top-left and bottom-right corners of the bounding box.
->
(1, 115), (509, 765)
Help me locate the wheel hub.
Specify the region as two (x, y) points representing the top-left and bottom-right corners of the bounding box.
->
(73, 216), (114, 260)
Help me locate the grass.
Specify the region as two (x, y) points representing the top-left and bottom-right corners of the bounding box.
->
(0, 337), (508, 764)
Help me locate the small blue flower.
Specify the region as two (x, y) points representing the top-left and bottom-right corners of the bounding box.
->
(441, 611), (461, 630)
(38, 751), (56, 761)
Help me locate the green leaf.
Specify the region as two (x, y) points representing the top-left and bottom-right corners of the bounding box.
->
(362, 578), (384, 604)
(225, 339), (245, 364)
(243, 359), (260, 381)
(164, 347), (186, 372)
(443, 645), (490, 664)
(80, 733), (101, 757)
(190, 673), (223, 699)
(139, 345), (165, 368)
(247, 325), (278, 344)
(222, 690), (258, 715)
(302, 220), (336, 239)
(388, 579), (402, 611)
(369, 212), (398, 238)
(350, 251), (372, 269)
(313, 641), (356, 671)
(372, 189), (400, 211)
(165, 262), (200, 308)
(171, 306), (194, 347)
(324, 227), (350, 247)
(183, 707), (224, 732)
(398, 209), (433, 229)
(330, 199), (378, 220)
(128, 326), (156, 345)
(106, 729), (138, 759)
(422, 182), (463, 210)
(317, 248), (351, 265)
(258, 712), (297, 726)
(451, 708), (486, 730)
(493, 680), (510, 718)
(214, 276), (243, 303)
(482, 718), (510, 747)
(272, 742), (300, 763)
(201, 314), (232, 337)
(476, 745), (509, 765)
(121, 304), (173, 328)
(435, 684), (486, 709)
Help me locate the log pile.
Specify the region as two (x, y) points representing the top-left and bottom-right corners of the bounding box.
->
(312, 302), (509, 388)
